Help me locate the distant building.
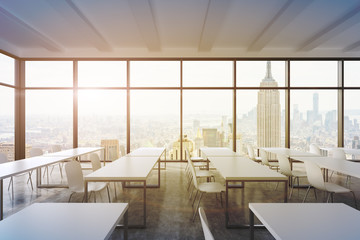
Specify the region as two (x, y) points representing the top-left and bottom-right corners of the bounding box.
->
(171, 135), (194, 160)
(0, 143), (32, 160)
(202, 128), (218, 147)
(257, 61), (281, 148)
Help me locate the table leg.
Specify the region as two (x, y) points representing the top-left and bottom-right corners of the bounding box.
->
(84, 181), (88, 203)
(124, 209), (128, 240)
(143, 180), (146, 227)
(0, 179), (3, 221)
(158, 160), (160, 187)
(36, 167), (42, 188)
(250, 209), (254, 240)
(284, 180), (288, 203)
(225, 180), (229, 228)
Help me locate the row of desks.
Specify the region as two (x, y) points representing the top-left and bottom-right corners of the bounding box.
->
(200, 147), (288, 228)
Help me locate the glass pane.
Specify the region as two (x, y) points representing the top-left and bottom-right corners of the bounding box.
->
(236, 61), (285, 87)
(26, 90), (73, 155)
(290, 90), (337, 151)
(130, 90), (179, 160)
(290, 61), (338, 87)
(183, 61), (233, 87)
(344, 61), (360, 87)
(26, 61), (73, 87)
(0, 53), (15, 85)
(78, 90), (126, 157)
(183, 90), (232, 157)
(236, 90), (285, 155)
(0, 87), (15, 160)
(344, 90), (360, 155)
(78, 61), (126, 87)
(130, 61), (180, 87)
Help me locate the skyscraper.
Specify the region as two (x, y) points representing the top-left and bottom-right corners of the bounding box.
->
(257, 61), (281, 148)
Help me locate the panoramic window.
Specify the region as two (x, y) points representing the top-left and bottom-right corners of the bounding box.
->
(130, 90), (180, 160)
(0, 86), (15, 160)
(290, 90), (337, 151)
(183, 61), (233, 87)
(26, 90), (73, 154)
(78, 90), (126, 157)
(183, 90), (232, 157)
(344, 61), (360, 87)
(290, 61), (338, 87)
(344, 90), (360, 154)
(0, 53), (15, 85)
(130, 61), (180, 87)
(26, 61), (73, 87)
(236, 61), (285, 87)
(78, 61), (126, 87)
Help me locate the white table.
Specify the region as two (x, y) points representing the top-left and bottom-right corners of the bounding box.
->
(0, 155), (68, 220)
(261, 147), (318, 158)
(0, 203), (128, 240)
(293, 156), (360, 179)
(208, 156), (288, 228)
(127, 147), (166, 169)
(249, 203), (360, 240)
(200, 147), (242, 157)
(84, 155), (161, 228)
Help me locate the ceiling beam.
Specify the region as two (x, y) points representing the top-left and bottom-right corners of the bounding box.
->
(65, 0), (112, 52)
(128, 0), (161, 51)
(0, 6), (63, 52)
(198, 0), (230, 52)
(248, 0), (314, 52)
(298, 4), (360, 52)
(344, 40), (360, 52)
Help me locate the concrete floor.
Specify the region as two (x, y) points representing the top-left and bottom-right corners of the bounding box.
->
(2, 162), (359, 240)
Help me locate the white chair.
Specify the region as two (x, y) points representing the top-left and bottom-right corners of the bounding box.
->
(331, 148), (351, 184)
(65, 161), (110, 203)
(247, 145), (261, 162)
(199, 208), (215, 240)
(90, 153), (102, 171)
(259, 149), (279, 170)
(309, 143), (322, 156)
(277, 154), (307, 199)
(49, 145), (64, 178)
(303, 161), (357, 208)
(189, 159), (225, 221)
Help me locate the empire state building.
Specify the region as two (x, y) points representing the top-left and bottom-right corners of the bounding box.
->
(257, 61), (281, 148)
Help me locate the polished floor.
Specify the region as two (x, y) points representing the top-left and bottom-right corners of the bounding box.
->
(2, 161), (359, 240)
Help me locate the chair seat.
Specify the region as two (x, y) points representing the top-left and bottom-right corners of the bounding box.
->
(195, 169), (214, 178)
(193, 162), (207, 168)
(269, 162), (279, 167)
(254, 157), (262, 162)
(191, 157), (205, 161)
(324, 182), (351, 193)
(198, 182), (225, 193)
(72, 182), (108, 193)
(291, 170), (307, 178)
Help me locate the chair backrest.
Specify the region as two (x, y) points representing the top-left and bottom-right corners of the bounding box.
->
(277, 154), (292, 176)
(51, 145), (61, 153)
(247, 145), (255, 159)
(304, 161), (325, 191)
(90, 153), (102, 171)
(332, 148), (346, 159)
(29, 148), (43, 157)
(65, 161), (84, 192)
(0, 153), (8, 164)
(259, 149), (269, 165)
(199, 208), (215, 240)
(187, 153), (199, 190)
(309, 144), (321, 156)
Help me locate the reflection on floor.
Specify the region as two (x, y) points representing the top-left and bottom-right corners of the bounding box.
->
(3, 162), (359, 240)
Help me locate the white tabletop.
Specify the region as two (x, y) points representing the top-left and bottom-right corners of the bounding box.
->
(321, 147), (360, 156)
(43, 147), (104, 158)
(127, 147), (165, 157)
(249, 203), (360, 240)
(0, 156), (67, 180)
(208, 156), (287, 181)
(0, 203), (128, 240)
(262, 147), (318, 157)
(293, 156), (360, 178)
(85, 155), (159, 181)
(200, 147), (242, 157)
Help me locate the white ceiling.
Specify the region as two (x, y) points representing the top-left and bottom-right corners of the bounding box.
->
(1, 0), (360, 58)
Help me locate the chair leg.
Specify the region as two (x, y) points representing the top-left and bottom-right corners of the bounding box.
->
(220, 192), (223, 208)
(107, 186), (111, 203)
(326, 192), (332, 203)
(303, 186), (311, 203)
(28, 172), (34, 190)
(351, 191), (357, 209)
(313, 188), (317, 200)
(68, 192), (75, 202)
(8, 177), (13, 191)
(289, 177), (294, 199)
(192, 192), (203, 221)
(192, 190), (199, 207)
